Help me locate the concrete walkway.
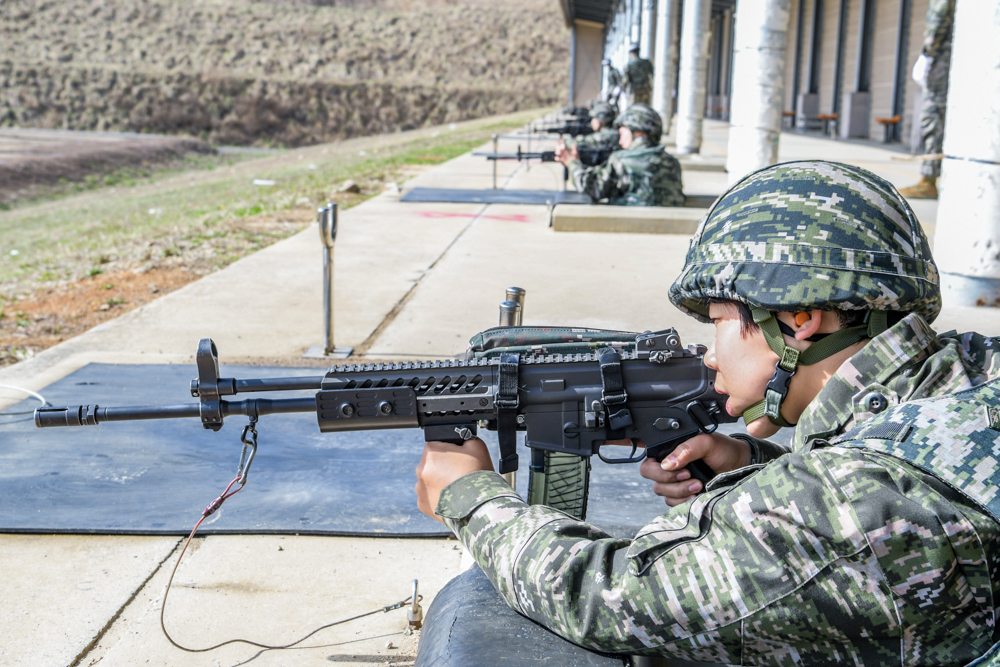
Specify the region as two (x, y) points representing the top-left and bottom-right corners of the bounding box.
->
(2, 117), (998, 667)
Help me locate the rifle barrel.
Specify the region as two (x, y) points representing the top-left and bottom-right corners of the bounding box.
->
(35, 397), (318, 427)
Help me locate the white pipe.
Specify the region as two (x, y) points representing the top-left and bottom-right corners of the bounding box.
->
(652, 0), (678, 128)
(676, 0), (712, 154)
(934, 3), (1000, 307)
(725, 0), (793, 184)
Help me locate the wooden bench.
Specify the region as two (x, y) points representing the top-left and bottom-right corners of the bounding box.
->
(817, 113), (838, 138)
(782, 110), (796, 129)
(875, 115), (901, 143)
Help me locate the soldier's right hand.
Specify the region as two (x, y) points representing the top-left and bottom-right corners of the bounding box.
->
(639, 432), (751, 506)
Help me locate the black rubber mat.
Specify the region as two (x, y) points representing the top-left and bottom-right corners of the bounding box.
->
(400, 187), (593, 205)
(0, 364), (783, 536)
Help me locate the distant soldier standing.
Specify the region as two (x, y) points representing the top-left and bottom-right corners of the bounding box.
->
(622, 43), (654, 106)
(900, 0), (955, 200)
(602, 59), (623, 106)
(556, 104), (683, 207)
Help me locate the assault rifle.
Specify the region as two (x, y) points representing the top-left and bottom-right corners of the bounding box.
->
(533, 120), (594, 137)
(34, 330), (733, 498)
(477, 145), (616, 168)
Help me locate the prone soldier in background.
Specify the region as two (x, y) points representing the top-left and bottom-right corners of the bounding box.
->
(555, 103), (683, 207)
(900, 0), (954, 200)
(415, 161), (1000, 664)
(622, 43), (653, 106)
(563, 102), (620, 157)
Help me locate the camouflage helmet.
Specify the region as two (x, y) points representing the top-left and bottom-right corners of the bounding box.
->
(669, 160), (940, 323)
(669, 160), (941, 427)
(589, 102), (617, 125)
(614, 103), (662, 144)
(629, 43), (640, 53)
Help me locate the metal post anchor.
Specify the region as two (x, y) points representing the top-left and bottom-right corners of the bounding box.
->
(304, 203), (354, 360)
(407, 579), (423, 629)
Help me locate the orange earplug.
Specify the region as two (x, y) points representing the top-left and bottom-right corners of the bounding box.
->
(794, 312), (811, 326)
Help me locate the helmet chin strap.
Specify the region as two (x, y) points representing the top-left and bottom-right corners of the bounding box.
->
(741, 308), (888, 428)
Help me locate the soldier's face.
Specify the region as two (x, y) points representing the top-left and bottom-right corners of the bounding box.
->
(619, 126), (634, 149)
(704, 302), (782, 438)
(591, 118), (602, 132)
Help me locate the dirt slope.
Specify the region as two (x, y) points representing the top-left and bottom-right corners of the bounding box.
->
(0, 0), (568, 146)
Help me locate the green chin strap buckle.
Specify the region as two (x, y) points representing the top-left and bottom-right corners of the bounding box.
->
(742, 308), (888, 428)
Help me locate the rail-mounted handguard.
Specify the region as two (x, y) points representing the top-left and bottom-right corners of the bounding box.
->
(34, 329), (735, 485)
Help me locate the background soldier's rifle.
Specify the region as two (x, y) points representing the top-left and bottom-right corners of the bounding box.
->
(478, 145), (615, 168)
(35, 329), (733, 519)
(533, 120), (595, 137)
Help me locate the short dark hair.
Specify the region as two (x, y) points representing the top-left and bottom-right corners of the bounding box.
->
(706, 299), (868, 338)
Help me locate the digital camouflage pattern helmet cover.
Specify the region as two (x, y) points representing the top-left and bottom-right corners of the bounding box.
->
(614, 103), (662, 144)
(589, 102), (617, 125)
(669, 160), (941, 323)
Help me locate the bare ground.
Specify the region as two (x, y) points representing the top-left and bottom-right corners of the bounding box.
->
(0, 209), (316, 366)
(0, 128), (216, 205)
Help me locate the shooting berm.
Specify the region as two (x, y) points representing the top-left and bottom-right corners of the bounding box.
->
(3, 1), (1000, 666)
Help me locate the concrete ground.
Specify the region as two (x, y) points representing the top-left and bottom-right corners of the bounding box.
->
(2, 117), (998, 667)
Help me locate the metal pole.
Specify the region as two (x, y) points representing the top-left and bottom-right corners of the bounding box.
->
(492, 133), (498, 189)
(304, 204), (353, 359)
(725, 0), (793, 184)
(934, 2), (1000, 307)
(676, 0), (712, 154)
(321, 204), (337, 355)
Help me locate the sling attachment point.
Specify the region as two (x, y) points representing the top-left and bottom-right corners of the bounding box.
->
(495, 352), (520, 475)
(596, 347), (633, 436)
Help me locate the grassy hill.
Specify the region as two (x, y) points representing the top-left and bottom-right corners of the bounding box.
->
(0, 0), (568, 146)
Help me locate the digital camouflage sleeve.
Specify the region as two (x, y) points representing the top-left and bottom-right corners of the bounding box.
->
(571, 136), (683, 206)
(436, 315), (1000, 664)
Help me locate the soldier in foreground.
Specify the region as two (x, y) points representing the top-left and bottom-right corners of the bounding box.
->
(415, 161), (1000, 664)
(900, 0), (954, 200)
(555, 104), (683, 207)
(564, 102), (620, 156)
(622, 43), (654, 106)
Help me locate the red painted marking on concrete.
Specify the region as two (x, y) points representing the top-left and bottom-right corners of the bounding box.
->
(416, 211), (531, 223)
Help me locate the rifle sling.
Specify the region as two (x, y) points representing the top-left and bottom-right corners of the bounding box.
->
(596, 347), (633, 438)
(496, 353), (520, 475)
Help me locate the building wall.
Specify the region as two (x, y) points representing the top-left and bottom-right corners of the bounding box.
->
(779, 0), (928, 145)
(817, 0), (840, 113)
(783, 0), (800, 113)
(572, 20), (605, 107)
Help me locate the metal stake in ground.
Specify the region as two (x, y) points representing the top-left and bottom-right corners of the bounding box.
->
(304, 203), (353, 360)
(492, 134), (499, 189)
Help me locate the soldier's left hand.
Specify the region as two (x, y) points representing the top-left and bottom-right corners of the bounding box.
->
(555, 144), (579, 166)
(415, 439), (494, 522)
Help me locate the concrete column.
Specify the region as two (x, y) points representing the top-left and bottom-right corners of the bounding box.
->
(641, 0), (656, 58)
(652, 0), (679, 128)
(934, 3), (1000, 307)
(725, 0), (793, 184)
(675, 0), (713, 154)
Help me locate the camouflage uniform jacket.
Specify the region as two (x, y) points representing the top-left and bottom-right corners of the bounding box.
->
(622, 55), (654, 103)
(570, 136), (684, 206)
(572, 127), (621, 154)
(436, 314), (1000, 664)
